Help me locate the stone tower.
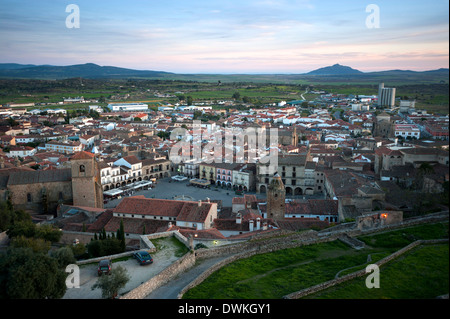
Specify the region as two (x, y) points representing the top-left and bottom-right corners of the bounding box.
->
(266, 173), (285, 220)
(70, 151), (104, 209)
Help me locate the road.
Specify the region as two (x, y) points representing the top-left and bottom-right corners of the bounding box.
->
(300, 89), (308, 100)
(145, 254), (233, 299)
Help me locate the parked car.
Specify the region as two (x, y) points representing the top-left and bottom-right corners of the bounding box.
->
(97, 259), (112, 276)
(133, 251), (153, 265)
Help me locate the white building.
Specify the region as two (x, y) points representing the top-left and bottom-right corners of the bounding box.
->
(107, 103), (149, 112)
(7, 146), (37, 158)
(45, 141), (83, 154)
(394, 124), (420, 139)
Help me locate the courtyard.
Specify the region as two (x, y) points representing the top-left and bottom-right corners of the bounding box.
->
(104, 177), (263, 209)
(104, 177), (327, 210)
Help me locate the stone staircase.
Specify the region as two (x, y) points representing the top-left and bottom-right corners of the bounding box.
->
(338, 233), (365, 250)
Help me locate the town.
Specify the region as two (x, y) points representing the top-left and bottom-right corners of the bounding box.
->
(0, 79), (448, 300)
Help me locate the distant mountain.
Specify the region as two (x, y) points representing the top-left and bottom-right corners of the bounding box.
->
(0, 63), (173, 79)
(306, 64), (364, 75)
(0, 62), (447, 83)
(0, 63), (40, 70)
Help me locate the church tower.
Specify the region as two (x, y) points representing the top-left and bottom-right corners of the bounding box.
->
(266, 173), (286, 221)
(71, 151), (103, 208)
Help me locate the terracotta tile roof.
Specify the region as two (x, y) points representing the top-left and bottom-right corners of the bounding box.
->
(71, 151), (95, 160)
(177, 201), (215, 223)
(103, 216), (170, 234)
(276, 218), (329, 231)
(113, 196), (215, 224)
(87, 210), (114, 232)
(286, 199), (338, 216)
(121, 155), (141, 165)
(114, 196), (184, 217)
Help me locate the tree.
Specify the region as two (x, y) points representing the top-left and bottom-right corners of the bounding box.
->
(51, 246), (77, 268)
(242, 96), (252, 103)
(35, 224), (62, 243)
(71, 242), (87, 259)
(10, 236), (51, 254)
(187, 96), (193, 106)
(118, 219), (126, 252)
(91, 265), (130, 299)
(232, 92), (241, 100)
(0, 201), (31, 232)
(0, 248), (67, 299)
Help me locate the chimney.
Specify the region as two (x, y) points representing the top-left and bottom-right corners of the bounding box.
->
(236, 213), (242, 224)
(198, 200), (202, 207)
(256, 218), (261, 230)
(206, 197), (210, 203)
(249, 220), (254, 232)
(262, 221), (268, 231)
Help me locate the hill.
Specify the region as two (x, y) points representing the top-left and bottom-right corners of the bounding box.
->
(306, 64), (364, 75)
(0, 63), (172, 79)
(0, 62), (447, 85)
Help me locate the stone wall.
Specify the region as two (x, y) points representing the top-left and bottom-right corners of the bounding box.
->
(76, 250), (140, 266)
(176, 212), (448, 299)
(8, 181), (73, 214)
(121, 211), (448, 299)
(121, 252), (196, 299)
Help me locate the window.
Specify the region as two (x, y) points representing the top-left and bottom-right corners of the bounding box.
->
(59, 192), (63, 200)
(80, 165), (85, 173)
(27, 193), (32, 202)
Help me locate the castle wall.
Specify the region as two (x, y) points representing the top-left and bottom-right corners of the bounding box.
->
(8, 181), (72, 214)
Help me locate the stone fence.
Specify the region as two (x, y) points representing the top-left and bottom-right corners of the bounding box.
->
(121, 212), (448, 299)
(120, 231), (193, 299)
(76, 250), (141, 266)
(121, 252), (196, 299)
(176, 213), (448, 299)
(283, 238), (449, 299)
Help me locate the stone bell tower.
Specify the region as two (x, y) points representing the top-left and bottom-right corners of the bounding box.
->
(70, 151), (103, 209)
(266, 173), (285, 221)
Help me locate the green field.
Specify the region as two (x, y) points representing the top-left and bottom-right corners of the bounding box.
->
(182, 222), (449, 299)
(1, 77), (448, 115)
(306, 244), (449, 299)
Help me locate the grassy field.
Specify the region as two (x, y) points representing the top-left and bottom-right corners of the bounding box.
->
(1, 77), (447, 115)
(307, 244), (448, 299)
(182, 222), (448, 299)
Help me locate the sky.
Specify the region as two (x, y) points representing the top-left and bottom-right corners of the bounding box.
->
(0, 0), (448, 73)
